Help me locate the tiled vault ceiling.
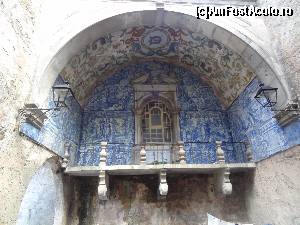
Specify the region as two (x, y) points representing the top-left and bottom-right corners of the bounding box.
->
(61, 26), (255, 108)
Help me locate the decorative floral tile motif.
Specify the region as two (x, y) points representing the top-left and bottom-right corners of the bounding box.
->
(61, 26), (254, 108)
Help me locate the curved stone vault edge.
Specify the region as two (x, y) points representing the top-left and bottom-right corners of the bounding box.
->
(30, 4), (291, 110)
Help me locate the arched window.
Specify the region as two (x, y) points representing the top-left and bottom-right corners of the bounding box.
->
(141, 100), (172, 143)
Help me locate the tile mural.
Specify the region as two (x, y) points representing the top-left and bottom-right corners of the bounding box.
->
(77, 62), (235, 165)
(19, 76), (83, 158)
(20, 63), (300, 165)
(61, 26), (254, 108)
(228, 78), (300, 161)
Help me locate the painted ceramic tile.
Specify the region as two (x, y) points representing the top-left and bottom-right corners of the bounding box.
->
(61, 26), (255, 108)
(20, 65), (300, 165)
(19, 76), (83, 157)
(78, 62), (235, 165)
(228, 78), (300, 161)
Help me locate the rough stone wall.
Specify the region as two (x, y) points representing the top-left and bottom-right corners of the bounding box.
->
(0, 1), (55, 224)
(67, 174), (250, 225)
(0, 1), (299, 225)
(258, 0), (300, 100)
(245, 145), (300, 225)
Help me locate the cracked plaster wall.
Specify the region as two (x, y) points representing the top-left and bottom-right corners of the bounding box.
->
(0, 1), (56, 224)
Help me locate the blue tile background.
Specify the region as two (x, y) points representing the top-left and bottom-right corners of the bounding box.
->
(19, 76), (83, 157)
(20, 63), (300, 164)
(78, 62), (234, 165)
(227, 78), (300, 161)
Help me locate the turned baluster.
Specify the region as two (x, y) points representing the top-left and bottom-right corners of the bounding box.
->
(178, 141), (186, 164)
(245, 142), (253, 162)
(140, 144), (146, 165)
(99, 141), (108, 166)
(61, 142), (70, 169)
(216, 141), (225, 163)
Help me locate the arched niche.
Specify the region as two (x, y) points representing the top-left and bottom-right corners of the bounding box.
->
(30, 9), (291, 112)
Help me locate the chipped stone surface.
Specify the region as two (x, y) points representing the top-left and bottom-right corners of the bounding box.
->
(0, 1), (55, 224)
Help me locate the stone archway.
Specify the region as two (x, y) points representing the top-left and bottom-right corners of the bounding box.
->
(31, 9), (291, 111)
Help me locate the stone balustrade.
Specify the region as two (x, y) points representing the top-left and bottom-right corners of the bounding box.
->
(96, 140), (253, 166)
(134, 142), (186, 165)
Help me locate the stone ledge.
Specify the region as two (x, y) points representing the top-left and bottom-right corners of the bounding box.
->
(65, 163), (256, 176)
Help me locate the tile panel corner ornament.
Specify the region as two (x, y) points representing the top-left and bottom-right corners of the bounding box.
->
(61, 26), (255, 108)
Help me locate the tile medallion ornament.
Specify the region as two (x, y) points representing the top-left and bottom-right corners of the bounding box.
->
(61, 26), (255, 108)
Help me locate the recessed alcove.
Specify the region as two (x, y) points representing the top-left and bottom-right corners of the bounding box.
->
(67, 173), (250, 225)
(19, 61), (300, 166)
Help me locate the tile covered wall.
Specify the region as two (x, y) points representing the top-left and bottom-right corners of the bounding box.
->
(19, 66), (300, 165)
(228, 78), (300, 161)
(77, 62), (235, 165)
(19, 76), (83, 158)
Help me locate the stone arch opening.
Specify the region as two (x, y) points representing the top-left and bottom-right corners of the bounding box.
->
(19, 9), (300, 166)
(31, 10), (290, 111)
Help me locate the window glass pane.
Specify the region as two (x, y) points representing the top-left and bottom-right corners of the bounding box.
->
(164, 128), (171, 142)
(142, 100), (172, 143)
(151, 108), (161, 126)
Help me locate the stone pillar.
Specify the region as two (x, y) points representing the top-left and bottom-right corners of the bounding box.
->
(140, 144), (146, 165)
(99, 141), (108, 166)
(178, 141), (186, 164)
(245, 142), (253, 162)
(61, 142), (70, 169)
(216, 141), (225, 163)
(159, 169), (168, 196)
(98, 170), (108, 201)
